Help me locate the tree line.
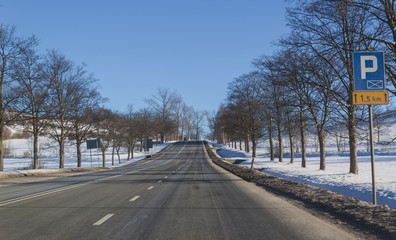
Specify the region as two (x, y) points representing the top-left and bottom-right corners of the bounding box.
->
(0, 24), (205, 171)
(210, 0), (396, 174)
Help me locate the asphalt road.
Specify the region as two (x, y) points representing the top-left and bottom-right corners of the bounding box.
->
(0, 141), (358, 240)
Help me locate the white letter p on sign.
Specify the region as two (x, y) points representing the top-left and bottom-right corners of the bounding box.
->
(360, 55), (378, 79)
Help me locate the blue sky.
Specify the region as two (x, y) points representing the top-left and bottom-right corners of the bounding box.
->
(0, 0), (289, 114)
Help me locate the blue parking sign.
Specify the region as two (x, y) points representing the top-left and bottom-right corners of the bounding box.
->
(353, 52), (385, 91)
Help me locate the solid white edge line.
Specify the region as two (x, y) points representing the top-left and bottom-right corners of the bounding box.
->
(93, 213), (114, 226)
(0, 173), (124, 207)
(129, 195), (140, 202)
(0, 183), (89, 207)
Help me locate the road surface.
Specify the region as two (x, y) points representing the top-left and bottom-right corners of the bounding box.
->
(0, 141), (358, 239)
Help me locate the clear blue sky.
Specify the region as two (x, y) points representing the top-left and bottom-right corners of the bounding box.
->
(0, 0), (289, 114)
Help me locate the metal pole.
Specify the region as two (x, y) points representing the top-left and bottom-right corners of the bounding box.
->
(90, 149), (92, 167)
(369, 105), (377, 205)
(96, 139), (100, 167)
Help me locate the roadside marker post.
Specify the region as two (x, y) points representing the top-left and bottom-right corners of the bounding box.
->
(353, 52), (390, 205)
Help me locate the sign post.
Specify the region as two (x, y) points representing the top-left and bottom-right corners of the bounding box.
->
(368, 105), (376, 204)
(353, 52), (389, 205)
(143, 139), (153, 157)
(87, 139), (102, 167)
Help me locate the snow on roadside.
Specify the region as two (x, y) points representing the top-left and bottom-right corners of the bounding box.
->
(212, 141), (396, 209)
(3, 137), (172, 172)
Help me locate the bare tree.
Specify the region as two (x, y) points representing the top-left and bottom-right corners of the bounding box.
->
(0, 24), (37, 170)
(146, 88), (180, 143)
(193, 110), (204, 140)
(109, 114), (124, 166)
(205, 110), (217, 141)
(11, 48), (48, 169)
(42, 50), (86, 168)
(303, 57), (337, 170)
(275, 51), (310, 167)
(181, 104), (194, 140)
(66, 66), (103, 167)
(124, 105), (138, 160)
(254, 57), (287, 162)
(135, 108), (154, 152)
(94, 108), (117, 167)
(227, 72), (265, 160)
(213, 105), (230, 145)
(174, 97), (183, 140)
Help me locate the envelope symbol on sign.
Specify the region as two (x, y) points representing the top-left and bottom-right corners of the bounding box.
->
(367, 80), (383, 89)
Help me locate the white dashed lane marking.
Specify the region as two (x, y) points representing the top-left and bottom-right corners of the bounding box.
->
(93, 214), (114, 226)
(129, 196), (140, 202)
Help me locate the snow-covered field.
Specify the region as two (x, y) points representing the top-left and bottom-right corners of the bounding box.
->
(3, 136), (171, 172)
(211, 122), (396, 209)
(212, 135), (396, 209)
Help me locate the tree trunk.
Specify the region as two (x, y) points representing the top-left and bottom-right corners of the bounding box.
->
(336, 133), (341, 152)
(0, 122), (4, 171)
(299, 108), (306, 168)
(33, 130), (39, 169)
(278, 124), (283, 162)
(318, 129), (326, 171)
(289, 133), (294, 164)
(251, 133), (256, 158)
(127, 142), (131, 161)
(245, 134), (250, 153)
(59, 137), (65, 168)
(268, 124), (274, 161)
(286, 113), (294, 164)
(131, 143), (134, 159)
(116, 147), (121, 164)
(76, 140), (82, 168)
(0, 63), (5, 171)
(348, 110), (358, 174)
(102, 149), (106, 167)
(111, 141), (115, 166)
(176, 117), (180, 140)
